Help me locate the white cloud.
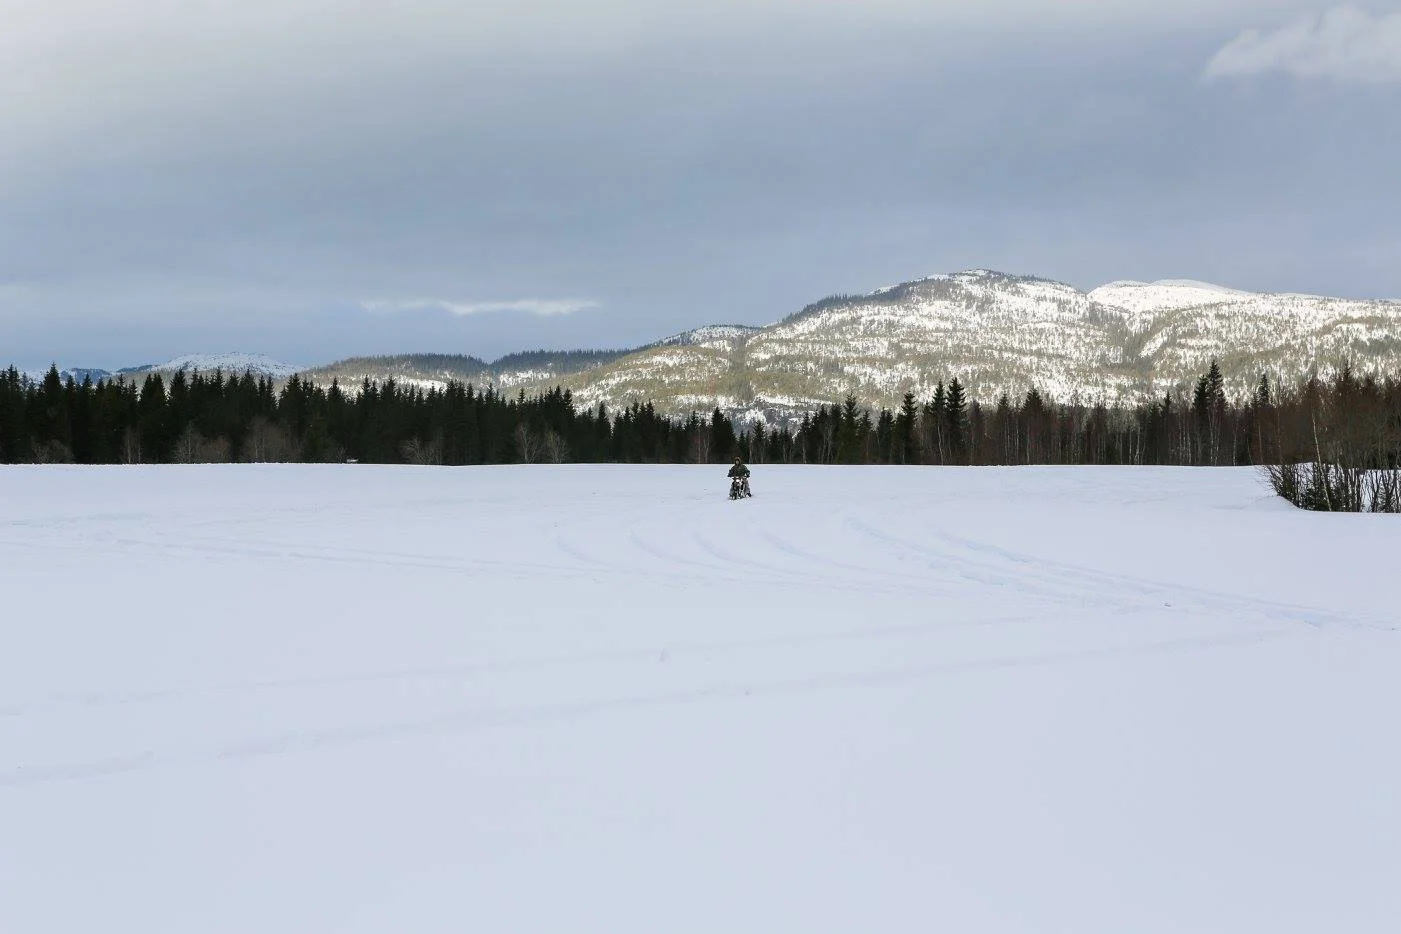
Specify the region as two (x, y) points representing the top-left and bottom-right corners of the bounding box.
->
(363, 298), (599, 317)
(1205, 5), (1401, 83)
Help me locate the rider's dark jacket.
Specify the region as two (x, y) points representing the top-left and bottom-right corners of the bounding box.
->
(728, 462), (751, 479)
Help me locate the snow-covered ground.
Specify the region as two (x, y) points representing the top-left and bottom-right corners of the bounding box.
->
(2, 465), (1398, 933)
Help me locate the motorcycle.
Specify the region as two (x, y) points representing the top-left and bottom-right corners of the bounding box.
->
(729, 476), (753, 500)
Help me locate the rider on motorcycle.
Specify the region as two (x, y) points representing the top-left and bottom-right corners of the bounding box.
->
(728, 456), (752, 497)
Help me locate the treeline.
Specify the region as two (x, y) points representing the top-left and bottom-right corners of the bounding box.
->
(2, 363), (1399, 511)
(0, 367), (696, 466)
(762, 364), (1401, 472)
(779, 365), (1400, 511)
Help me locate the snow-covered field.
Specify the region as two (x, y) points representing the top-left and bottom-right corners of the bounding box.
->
(2, 465), (1399, 933)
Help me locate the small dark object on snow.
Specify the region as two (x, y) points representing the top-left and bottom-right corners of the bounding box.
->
(728, 457), (752, 500)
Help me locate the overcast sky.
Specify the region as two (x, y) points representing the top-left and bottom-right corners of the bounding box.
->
(3, 0), (1399, 369)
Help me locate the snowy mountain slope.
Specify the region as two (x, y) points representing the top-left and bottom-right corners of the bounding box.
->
(305, 353), (492, 389)
(1127, 292), (1401, 388)
(296, 270), (1401, 421)
(125, 353), (303, 379)
(461, 271), (1398, 421)
(742, 271), (1138, 411)
(1088, 279), (1257, 319)
(19, 366), (115, 384)
(304, 350), (634, 396)
(649, 324), (762, 348)
(2, 465), (1399, 933)
(564, 343), (744, 414)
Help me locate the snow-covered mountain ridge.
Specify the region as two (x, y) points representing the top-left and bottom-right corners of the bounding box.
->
(305, 270), (1400, 423)
(127, 353), (303, 379)
(36, 272), (1389, 424)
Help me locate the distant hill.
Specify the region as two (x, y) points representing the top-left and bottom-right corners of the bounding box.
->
(303, 270), (1401, 424)
(29, 270), (1401, 425)
(120, 353), (302, 379)
(303, 349), (637, 394)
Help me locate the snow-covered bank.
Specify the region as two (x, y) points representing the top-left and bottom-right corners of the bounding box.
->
(2, 465), (1398, 933)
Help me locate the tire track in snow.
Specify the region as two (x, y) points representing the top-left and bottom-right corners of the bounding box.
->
(930, 527), (1399, 632)
(687, 527), (973, 601)
(844, 516), (1141, 614)
(924, 526), (1396, 631)
(757, 528), (949, 586)
(0, 628), (1294, 789)
(626, 529), (750, 578)
(104, 533), (586, 577)
(688, 529), (820, 584)
(0, 610), (1049, 721)
(847, 517), (1396, 632)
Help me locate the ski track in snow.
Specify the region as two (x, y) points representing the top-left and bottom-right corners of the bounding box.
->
(1, 464), (1398, 933)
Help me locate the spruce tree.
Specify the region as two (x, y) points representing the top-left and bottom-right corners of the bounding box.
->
(875, 409), (895, 464)
(895, 392), (917, 464)
(944, 378), (968, 464)
(709, 408), (736, 462)
(931, 382), (947, 464)
(837, 395), (863, 463)
(34, 366), (73, 458)
(137, 374), (170, 462)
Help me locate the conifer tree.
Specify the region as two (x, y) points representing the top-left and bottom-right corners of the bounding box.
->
(931, 381), (948, 464)
(33, 366), (73, 460)
(137, 374), (170, 462)
(709, 408), (736, 462)
(895, 392), (917, 465)
(993, 392), (1014, 464)
(875, 409), (894, 464)
(837, 395), (863, 463)
(944, 378), (968, 464)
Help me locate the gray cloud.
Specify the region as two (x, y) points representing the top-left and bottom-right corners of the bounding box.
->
(1205, 5), (1401, 82)
(1, 1), (1397, 370)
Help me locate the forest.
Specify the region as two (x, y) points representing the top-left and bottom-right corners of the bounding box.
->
(2, 361), (1398, 511)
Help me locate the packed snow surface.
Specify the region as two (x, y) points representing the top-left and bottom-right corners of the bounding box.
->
(2, 465), (1399, 933)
